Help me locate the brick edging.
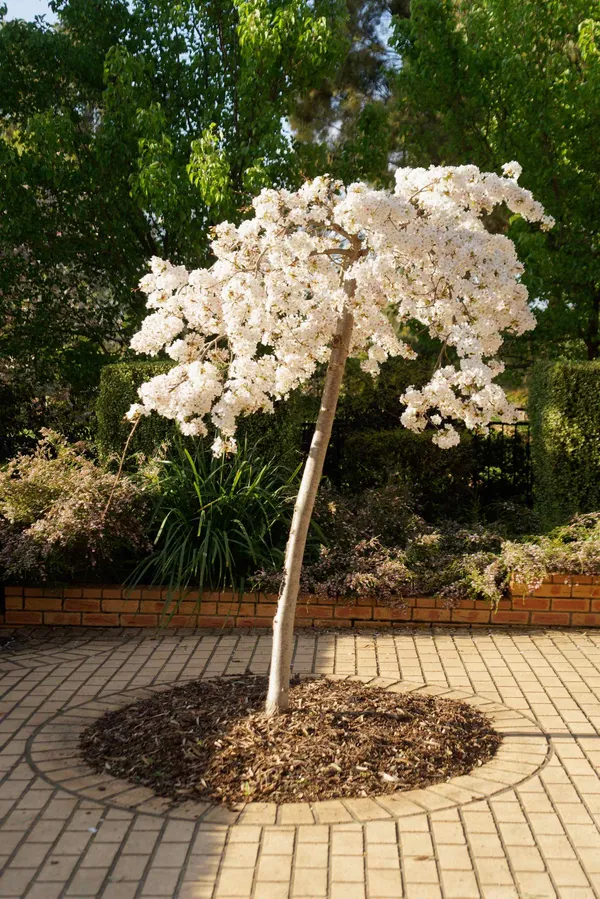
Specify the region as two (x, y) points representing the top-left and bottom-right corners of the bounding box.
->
(28, 677), (549, 822)
(1, 575), (600, 629)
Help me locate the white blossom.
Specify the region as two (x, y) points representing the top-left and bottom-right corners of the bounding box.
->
(125, 403), (148, 421)
(127, 166), (553, 451)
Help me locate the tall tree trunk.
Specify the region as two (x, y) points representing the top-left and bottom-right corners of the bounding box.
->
(586, 292), (600, 361)
(265, 305), (354, 716)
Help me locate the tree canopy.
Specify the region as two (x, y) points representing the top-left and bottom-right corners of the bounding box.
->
(290, 0), (409, 186)
(393, 0), (600, 360)
(3, 0), (600, 458)
(0, 0), (347, 451)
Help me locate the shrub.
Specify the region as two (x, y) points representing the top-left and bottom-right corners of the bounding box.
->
(502, 512), (600, 592)
(132, 438), (303, 596)
(96, 360), (310, 465)
(254, 494), (600, 607)
(306, 356), (480, 513)
(335, 356), (434, 431)
(325, 357), (533, 514)
(96, 361), (176, 460)
(235, 392), (313, 467)
(332, 428), (478, 518)
(253, 485), (506, 603)
(529, 360), (600, 530)
(0, 431), (150, 584)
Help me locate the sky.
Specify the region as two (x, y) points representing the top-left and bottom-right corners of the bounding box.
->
(3, 0), (56, 21)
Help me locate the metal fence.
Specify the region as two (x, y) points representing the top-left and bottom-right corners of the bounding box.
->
(302, 412), (533, 507)
(472, 418), (532, 506)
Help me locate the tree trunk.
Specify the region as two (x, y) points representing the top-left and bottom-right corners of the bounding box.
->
(265, 305), (354, 716)
(586, 292), (600, 361)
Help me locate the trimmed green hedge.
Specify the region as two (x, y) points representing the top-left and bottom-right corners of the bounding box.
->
(96, 360), (309, 463)
(96, 361), (175, 460)
(529, 360), (600, 530)
(335, 427), (478, 518)
(336, 356), (433, 430)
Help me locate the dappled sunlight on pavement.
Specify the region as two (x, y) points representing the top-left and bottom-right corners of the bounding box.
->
(1, 626), (600, 897)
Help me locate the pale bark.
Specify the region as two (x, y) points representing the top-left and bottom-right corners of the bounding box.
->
(265, 303), (354, 716)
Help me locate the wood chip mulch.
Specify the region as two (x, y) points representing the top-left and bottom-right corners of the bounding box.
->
(80, 676), (501, 805)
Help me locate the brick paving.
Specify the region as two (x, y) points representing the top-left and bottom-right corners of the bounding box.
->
(1, 626), (600, 897)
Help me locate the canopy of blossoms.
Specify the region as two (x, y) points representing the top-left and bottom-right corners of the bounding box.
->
(127, 164), (553, 453)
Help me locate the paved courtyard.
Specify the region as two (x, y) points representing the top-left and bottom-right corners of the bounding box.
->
(2, 626), (600, 898)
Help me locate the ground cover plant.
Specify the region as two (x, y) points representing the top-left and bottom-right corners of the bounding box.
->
(0, 430), (149, 584)
(501, 513), (600, 591)
(80, 676), (501, 805)
(255, 491), (600, 607)
(253, 483), (506, 604)
(127, 166), (552, 714)
(2, 433), (596, 612)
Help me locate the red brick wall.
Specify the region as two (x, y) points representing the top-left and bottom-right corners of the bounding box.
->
(2, 575), (600, 629)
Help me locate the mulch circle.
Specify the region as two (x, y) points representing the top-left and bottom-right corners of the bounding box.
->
(80, 676), (501, 806)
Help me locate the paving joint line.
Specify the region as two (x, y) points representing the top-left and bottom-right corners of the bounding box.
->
(537, 764), (598, 896)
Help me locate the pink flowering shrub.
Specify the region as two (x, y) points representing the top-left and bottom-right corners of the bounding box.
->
(0, 431), (150, 584)
(253, 490), (600, 606)
(253, 485), (506, 603)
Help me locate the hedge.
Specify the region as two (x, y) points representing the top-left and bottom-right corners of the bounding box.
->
(335, 356), (433, 431)
(330, 427), (478, 517)
(96, 361), (176, 460)
(96, 360), (310, 463)
(529, 360), (600, 530)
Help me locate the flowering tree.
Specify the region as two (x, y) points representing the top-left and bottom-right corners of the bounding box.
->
(127, 166), (553, 715)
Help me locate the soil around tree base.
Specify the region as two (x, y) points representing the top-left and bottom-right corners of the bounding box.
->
(80, 676), (501, 806)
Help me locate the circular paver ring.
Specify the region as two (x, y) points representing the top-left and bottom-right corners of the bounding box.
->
(26, 675), (551, 825)
(0, 630), (141, 672)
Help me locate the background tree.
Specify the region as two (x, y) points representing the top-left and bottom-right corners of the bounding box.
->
(392, 0), (600, 361)
(292, 0), (409, 186)
(0, 0), (347, 454)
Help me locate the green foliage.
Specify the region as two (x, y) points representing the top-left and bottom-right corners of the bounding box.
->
(236, 394), (313, 468)
(0, 0), (347, 449)
(0, 431), (149, 585)
(96, 361), (176, 461)
(336, 428), (477, 518)
(188, 124), (232, 213)
(316, 356), (479, 517)
(529, 360), (600, 530)
(133, 438), (301, 596)
(291, 0), (410, 185)
(253, 483), (507, 602)
(327, 102), (393, 187)
(336, 356), (434, 431)
(96, 360), (310, 464)
(502, 512), (600, 594)
(392, 0), (600, 361)
(0, 14), (147, 455)
(255, 488), (600, 606)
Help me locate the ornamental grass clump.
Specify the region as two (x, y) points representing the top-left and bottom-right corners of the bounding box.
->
(131, 439), (302, 598)
(0, 430), (150, 584)
(127, 166), (552, 714)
